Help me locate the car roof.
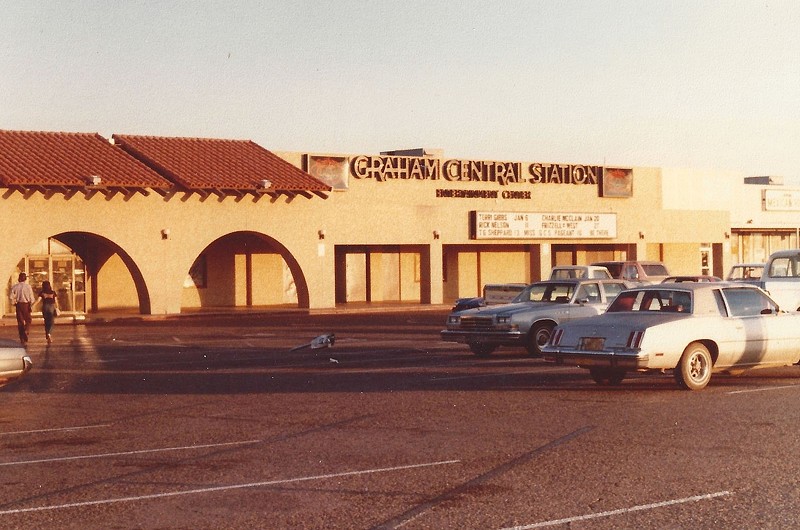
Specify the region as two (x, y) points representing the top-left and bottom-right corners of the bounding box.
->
(531, 278), (626, 286)
(592, 260), (664, 265)
(767, 250), (800, 258)
(623, 282), (757, 292)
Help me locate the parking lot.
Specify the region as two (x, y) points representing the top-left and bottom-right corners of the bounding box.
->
(3, 308), (800, 529)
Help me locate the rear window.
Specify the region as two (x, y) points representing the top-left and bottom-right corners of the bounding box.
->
(608, 289), (691, 313)
(728, 265), (763, 280)
(768, 255), (800, 278)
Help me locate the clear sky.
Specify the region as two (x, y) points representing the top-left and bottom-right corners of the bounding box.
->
(2, 1), (799, 177)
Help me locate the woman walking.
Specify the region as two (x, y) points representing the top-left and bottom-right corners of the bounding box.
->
(37, 281), (59, 344)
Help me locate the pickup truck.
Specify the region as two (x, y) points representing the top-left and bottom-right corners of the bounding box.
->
(745, 250), (800, 311)
(442, 278), (630, 356)
(591, 260), (670, 284)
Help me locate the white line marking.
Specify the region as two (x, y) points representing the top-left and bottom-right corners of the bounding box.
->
(0, 439), (261, 466)
(0, 459), (461, 515)
(0, 424), (111, 436)
(728, 384), (799, 394)
(501, 491), (732, 529)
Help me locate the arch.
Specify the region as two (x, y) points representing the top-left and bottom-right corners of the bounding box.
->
(181, 231), (310, 310)
(53, 232), (151, 314)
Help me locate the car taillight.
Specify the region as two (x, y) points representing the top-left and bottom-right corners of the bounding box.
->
(626, 330), (644, 349)
(551, 328), (564, 345)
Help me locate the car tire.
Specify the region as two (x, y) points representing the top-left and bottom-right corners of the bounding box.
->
(527, 322), (554, 357)
(674, 342), (712, 390)
(589, 367), (626, 386)
(469, 343), (496, 357)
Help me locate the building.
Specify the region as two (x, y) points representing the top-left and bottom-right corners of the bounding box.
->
(0, 129), (793, 317)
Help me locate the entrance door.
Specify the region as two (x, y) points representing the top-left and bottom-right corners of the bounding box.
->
(14, 253), (86, 315)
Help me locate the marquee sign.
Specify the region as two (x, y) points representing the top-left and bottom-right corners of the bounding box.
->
(349, 155), (604, 187)
(763, 189), (800, 211)
(469, 211), (617, 240)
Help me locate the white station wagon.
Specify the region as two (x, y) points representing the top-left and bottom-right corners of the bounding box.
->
(542, 283), (800, 390)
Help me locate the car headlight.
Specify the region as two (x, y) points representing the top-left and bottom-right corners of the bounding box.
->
(496, 315), (512, 324)
(448, 315), (461, 325)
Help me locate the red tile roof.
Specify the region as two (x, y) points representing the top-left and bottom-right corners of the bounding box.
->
(0, 130), (172, 189)
(113, 135), (330, 193)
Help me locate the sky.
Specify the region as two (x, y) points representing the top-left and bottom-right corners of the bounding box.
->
(2, 1), (799, 177)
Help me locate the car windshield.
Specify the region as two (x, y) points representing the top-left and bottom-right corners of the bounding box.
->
(642, 264), (669, 276)
(607, 289), (692, 313)
(513, 283), (575, 303)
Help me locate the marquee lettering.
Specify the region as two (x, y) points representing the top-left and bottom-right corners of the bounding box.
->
(350, 155), (609, 188)
(528, 163), (600, 185)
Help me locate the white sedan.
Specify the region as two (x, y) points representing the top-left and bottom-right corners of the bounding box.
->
(542, 283), (800, 390)
(0, 339), (32, 388)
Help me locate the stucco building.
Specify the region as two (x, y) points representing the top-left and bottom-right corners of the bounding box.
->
(0, 129), (794, 318)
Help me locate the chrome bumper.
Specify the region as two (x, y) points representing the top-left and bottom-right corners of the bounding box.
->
(440, 329), (524, 346)
(542, 348), (649, 370)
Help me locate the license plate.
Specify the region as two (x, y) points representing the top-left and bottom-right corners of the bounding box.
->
(580, 337), (605, 351)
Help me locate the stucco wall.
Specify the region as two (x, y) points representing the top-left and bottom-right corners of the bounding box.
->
(3, 153), (738, 314)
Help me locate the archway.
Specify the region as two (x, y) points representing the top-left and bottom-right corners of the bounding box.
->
(53, 232), (151, 314)
(181, 231), (309, 310)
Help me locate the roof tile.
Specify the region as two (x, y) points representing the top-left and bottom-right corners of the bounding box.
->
(0, 130), (172, 188)
(112, 135), (330, 192)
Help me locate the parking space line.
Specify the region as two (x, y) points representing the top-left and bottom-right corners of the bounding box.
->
(376, 427), (592, 529)
(0, 424), (111, 436)
(728, 384), (800, 394)
(0, 459), (460, 515)
(0, 439), (261, 466)
(500, 491), (732, 529)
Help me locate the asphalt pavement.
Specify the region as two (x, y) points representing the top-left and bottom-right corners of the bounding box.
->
(2, 308), (800, 529)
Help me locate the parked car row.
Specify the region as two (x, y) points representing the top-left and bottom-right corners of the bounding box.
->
(443, 256), (800, 391)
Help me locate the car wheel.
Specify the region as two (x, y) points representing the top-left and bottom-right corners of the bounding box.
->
(589, 367), (626, 386)
(527, 322), (554, 357)
(674, 342), (712, 390)
(468, 343), (496, 357)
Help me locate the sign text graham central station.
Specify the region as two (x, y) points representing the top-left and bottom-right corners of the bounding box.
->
(350, 155), (602, 186)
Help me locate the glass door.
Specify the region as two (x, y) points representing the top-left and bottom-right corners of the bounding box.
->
(8, 251), (86, 316)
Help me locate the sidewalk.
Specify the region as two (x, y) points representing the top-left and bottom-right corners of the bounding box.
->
(2, 302), (453, 326)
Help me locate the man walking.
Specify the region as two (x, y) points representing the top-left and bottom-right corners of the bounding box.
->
(10, 272), (35, 345)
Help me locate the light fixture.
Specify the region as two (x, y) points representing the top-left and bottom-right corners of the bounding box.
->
(433, 230), (440, 240)
(318, 229), (326, 240)
(724, 232), (730, 240)
(638, 231), (645, 240)
(161, 228), (170, 240)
